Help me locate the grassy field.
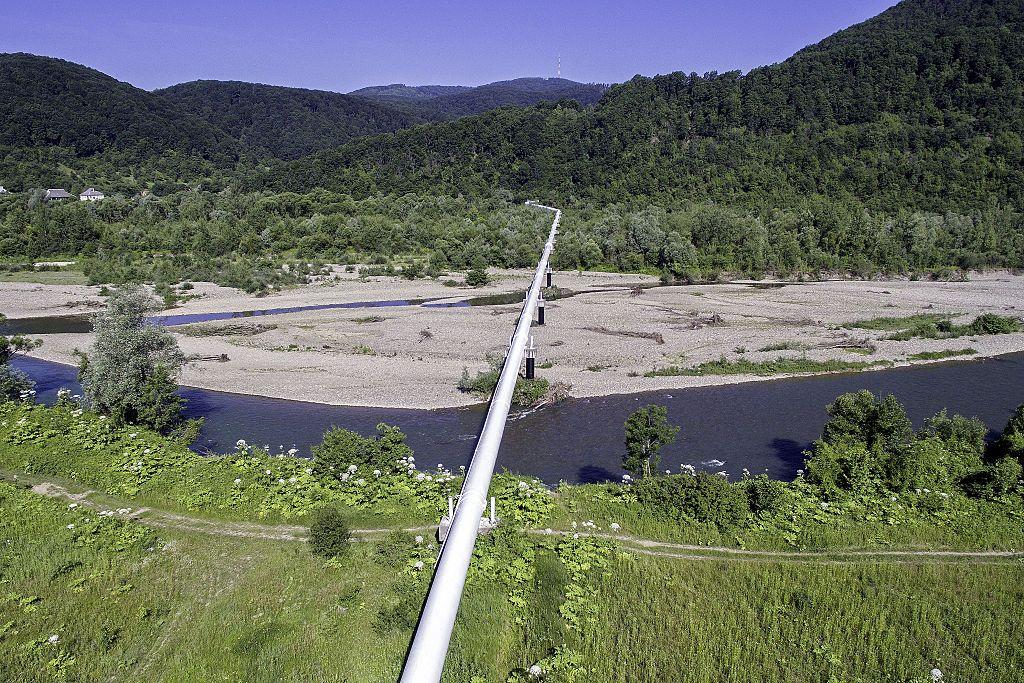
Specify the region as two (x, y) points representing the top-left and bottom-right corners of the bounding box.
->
(1, 400), (1023, 681)
(578, 555), (1024, 683)
(0, 268), (89, 285)
(645, 357), (889, 378)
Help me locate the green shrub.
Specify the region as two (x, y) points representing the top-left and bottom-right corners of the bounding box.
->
(312, 423), (412, 479)
(633, 473), (750, 528)
(307, 506), (352, 557)
(465, 268), (490, 286)
(744, 474), (785, 513)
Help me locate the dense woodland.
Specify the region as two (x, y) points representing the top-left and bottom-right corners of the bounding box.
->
(154, 81), (428, 160)
(350, 77), (608, 120)
(2, 0), (1024, 283)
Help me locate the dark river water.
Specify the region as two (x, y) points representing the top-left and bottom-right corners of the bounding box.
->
(13, 353), (1024, 484)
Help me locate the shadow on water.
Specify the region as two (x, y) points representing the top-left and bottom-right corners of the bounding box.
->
(769, 438), (812, 471)
(577, 465), (617, 483)
(12, 351), (1024, 485)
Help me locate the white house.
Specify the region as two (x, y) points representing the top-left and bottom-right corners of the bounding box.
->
(44, 188), (72, 201)
(79, 187), (104, 202)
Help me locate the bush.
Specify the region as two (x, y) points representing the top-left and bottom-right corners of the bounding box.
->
(307, 506), (352, 558)
(744, 474), (785, 513)
(465, 268), (490, 286)
(634, 473), (750, 528)
(963, 458), (1023, 499)
(457, 364), (549, 407)
(312, 423), (412, 479)
(0, 363), (33, 401)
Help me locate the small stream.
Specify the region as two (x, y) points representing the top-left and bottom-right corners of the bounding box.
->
(13, 353), (1024, 484)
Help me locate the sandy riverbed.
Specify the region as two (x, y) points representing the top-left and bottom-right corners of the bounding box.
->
(4, 269), (1024, 409)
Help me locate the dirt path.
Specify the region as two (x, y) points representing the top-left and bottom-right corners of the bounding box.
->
(24, 480), (1024, 564)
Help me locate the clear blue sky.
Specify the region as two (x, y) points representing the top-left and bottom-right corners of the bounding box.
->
(1, 0), (900, 92)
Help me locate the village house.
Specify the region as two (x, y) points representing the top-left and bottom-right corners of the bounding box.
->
(79, 187), (105, 202)
(44, 188), (72, 201)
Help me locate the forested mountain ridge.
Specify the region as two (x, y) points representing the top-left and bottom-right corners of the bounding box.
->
(347, 83), (471, 103)
(155, 80), (429, 160)
(0, 54), (608, 188)
(0, 53), (241, 191)
(350, 77), (607, 119)
(259, 0), (1024, 213)
(0, 53), (236, 159)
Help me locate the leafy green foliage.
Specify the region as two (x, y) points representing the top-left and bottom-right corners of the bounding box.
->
(0, 53), (238, 189)
(806, 391), (996, 497)
(888, 313), (1021, 340)
(307, 506), (352, 557)
(312, 423), (413, 479)
(457, 361), (550, 407)
(622, 404), (679, 478)
(76, 286), (185, 431)
(156, 80), (425, 160)
(633, 472), (750, 528)
(0, 313), (40, 400)
(907, 348), (977, 360)
(646, 356), (887, 377)
(464, 267), (490, 286)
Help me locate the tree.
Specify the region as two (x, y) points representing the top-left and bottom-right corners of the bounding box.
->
(0, 313), (40, 400)
(623, 404), (679, 478)
(993, 404), (1024, 463)
(77, 285), (185, 431)
(822, 391), (913, 458)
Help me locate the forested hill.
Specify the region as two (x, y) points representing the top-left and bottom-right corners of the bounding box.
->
(0, 53), (240, 190)
(350, 77), (608, 119)
(259, 0), (1024, 213)
(347, 83), (471, 103)
(155, 80), (428, 160)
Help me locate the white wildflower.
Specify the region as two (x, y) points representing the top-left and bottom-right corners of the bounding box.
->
(610, 523), (621, 531)
(413, 561), (424, 570)
(66, 524), (74, 529)
(931, 669), (943, 682)
(233, 478), (241, 485)
(67, 503), (78, 509)
(528, 664), (543, 678)
(415, 535), (424, 544)
(48, 635), (60, 644)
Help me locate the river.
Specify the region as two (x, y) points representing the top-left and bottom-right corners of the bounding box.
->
(12, 352), (1024, 484)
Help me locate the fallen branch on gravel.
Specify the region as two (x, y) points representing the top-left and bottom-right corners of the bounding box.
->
(584, 325), (665, 344)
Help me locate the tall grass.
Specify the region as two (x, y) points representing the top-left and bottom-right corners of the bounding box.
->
(645, 356), (888, 377)
(576, 554), (1024, 682)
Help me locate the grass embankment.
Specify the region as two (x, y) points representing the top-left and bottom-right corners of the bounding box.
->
(645, 356), (889, 378)
(908, 348), (978, 361)
(2, 399), (1024, 681)
(847, 313), (1022, 340)
(0, 263), (88, 285)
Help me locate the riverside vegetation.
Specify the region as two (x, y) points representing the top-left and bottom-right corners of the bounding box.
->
(0, 376), (1022, 680)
